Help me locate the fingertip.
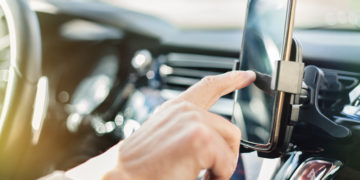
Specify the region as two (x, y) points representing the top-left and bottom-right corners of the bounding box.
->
(231, 70), (255, 89)
(231, 70), (255, 81)
(245, 70), (256, 81)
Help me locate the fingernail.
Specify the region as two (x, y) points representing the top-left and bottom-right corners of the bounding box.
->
(245, 70), (256, 81)
(246, 70), (256, 78)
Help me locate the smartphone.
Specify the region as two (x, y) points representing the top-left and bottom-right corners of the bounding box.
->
(232, 0), (296, 153)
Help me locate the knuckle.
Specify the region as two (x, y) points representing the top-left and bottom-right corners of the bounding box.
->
(186, 111), (202, 121)
(174, 109), (202, 125)
(200, 75), (217, 87)
(179, 101), (193, 111)
(173, 101), (194, 115)
(189, 123), (212, 147)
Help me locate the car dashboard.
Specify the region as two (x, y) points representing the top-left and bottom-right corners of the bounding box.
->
(24, 0), (360, 179)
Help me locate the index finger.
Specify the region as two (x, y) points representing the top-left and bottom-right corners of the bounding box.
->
(178, 71), (256, 110)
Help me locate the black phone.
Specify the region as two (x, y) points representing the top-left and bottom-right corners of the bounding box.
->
(232, 0), (298, 156)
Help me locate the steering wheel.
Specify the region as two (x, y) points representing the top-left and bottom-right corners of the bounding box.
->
(0, 0), (43, 178)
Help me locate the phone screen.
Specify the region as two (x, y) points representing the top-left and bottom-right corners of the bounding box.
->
(232, 0), (290, 145)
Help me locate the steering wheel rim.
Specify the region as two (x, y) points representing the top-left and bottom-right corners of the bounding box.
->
(0, 0), (42, 177)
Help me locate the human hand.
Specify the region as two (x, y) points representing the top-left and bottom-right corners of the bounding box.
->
(66, 71), (256, 180)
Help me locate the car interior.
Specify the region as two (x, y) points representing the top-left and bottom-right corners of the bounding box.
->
(0, 0), (360, 179)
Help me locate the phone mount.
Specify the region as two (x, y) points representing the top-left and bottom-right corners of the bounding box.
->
(296, 66), (352, 140)
(260, 38), (306, 157)
(272, 41), (352, 141)
(238, 38), (306, 157)
(240, 37), (351, 157)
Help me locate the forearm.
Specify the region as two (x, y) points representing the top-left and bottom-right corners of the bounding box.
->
(39, 144), (125, 180)
(65, 144), (123, 180)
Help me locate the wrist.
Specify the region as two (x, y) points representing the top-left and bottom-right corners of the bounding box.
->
(65, 143), (128, 180)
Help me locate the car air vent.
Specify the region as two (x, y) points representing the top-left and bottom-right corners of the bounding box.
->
(160, 53), (236, 90)
(318, 68), (360, 117)
(158, 53), (237, 117)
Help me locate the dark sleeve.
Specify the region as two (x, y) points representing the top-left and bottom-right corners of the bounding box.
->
(38, 171), (73, 180)
(230, 155), (246, 180)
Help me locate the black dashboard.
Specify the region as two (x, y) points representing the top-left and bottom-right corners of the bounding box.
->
(162, 29), (360, 72)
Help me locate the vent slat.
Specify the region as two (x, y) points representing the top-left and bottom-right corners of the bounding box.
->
(164, 76), (199, 87)
(167, 53), (236, 69)
(171, 68), (220, 79)
(161, 52), (235, 97)
(159, 53), (236, 116)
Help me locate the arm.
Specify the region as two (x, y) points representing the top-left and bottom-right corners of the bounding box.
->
(61, 71), (255, 180)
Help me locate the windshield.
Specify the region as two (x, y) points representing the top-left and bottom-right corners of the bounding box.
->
(100, 0), (360, 30)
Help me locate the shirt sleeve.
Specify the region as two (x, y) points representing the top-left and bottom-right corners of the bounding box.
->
(38, 171), (73, 180)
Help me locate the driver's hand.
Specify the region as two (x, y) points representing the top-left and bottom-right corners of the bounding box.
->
(65, 71), (255, 180)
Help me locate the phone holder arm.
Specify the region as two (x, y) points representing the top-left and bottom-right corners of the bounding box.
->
(298, 66), (351, 140)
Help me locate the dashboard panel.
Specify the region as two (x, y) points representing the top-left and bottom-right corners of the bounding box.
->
(161, 29), (360, 72)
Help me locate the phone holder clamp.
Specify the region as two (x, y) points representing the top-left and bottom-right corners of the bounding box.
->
(298, 66), (352, 140)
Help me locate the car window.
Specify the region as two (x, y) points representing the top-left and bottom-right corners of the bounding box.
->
(97, 0), (359, 30)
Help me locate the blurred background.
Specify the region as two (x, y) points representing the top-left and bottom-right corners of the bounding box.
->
(99, 0), (360, 30)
